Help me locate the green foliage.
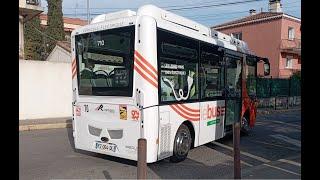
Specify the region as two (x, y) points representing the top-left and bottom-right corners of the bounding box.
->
(290, 71), (301, 96)
(291, 71), (301, 81)
(24, 16), (45, 60)
(46, 0), (65, 53)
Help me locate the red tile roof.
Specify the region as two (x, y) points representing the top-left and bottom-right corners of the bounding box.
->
(56, 41), (71, 53)
(212, 12), (284, 30)
(39, 14), (87, 26)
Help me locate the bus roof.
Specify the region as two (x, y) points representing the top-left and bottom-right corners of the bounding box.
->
(89, 4), (254, 55)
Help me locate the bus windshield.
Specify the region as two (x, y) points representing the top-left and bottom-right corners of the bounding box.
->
(75, 26), (135, 96)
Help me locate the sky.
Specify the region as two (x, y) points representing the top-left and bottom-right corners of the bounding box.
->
(40, 0), (301, 27)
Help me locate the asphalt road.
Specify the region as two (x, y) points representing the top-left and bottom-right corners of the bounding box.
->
(19, 110), (301, 179)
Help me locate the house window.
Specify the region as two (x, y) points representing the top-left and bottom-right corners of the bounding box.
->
(288, 27), (294, 40)
(285, 56), (293, 68)
(231, 32), (242, 40)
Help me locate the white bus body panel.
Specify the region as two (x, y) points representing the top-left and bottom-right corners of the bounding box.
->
(158, 103), (200, 160)
(134, 15), (159, 163)
(91, 10), (136, 24)
(198, 100), (226, 145)
(73, 102), (140, 160)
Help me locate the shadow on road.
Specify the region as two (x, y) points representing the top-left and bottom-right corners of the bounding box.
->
(148, 157), (233, 179)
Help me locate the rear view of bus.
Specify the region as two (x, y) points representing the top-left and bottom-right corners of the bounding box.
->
(70, 11), (145, 162)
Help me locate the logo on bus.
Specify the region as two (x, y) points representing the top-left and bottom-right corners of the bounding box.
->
(95, 104), (115, 113)
(131, 110), (140, 121)
(119, 105), (127, 120)
(204, 105), (226, 120)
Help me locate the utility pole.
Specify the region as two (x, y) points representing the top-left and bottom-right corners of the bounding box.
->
(87, 0), (90, 24)
(75, 0), (78, 17)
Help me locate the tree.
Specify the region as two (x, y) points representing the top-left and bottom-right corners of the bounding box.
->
(291, 71), (301, 81)
(290, 71), (301, 96)
(24, 16), (45, 60)
(24, 15), (45, 60)
(46, 0), (65, 53)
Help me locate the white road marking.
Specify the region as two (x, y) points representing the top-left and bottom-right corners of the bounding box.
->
(263, 163), (301, 176)
(212, 142), (270, 163)
(241, 160), (253, 167)
(257, 120), (301, 129)
(248, 139), (300, 151)
(270, 134), (301, 147)
(278, 159), (301, 167)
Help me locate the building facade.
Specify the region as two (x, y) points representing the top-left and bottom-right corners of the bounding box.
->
(212, 0), (301, 78)
(19, 0), (44, 59)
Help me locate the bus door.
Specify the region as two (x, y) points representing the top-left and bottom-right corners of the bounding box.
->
(223, 52), (243, 133)
(198, 43), (225, 145)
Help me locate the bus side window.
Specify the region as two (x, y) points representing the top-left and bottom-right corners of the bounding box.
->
(157, 29), (199, 103)
(200, 43), (224, 99)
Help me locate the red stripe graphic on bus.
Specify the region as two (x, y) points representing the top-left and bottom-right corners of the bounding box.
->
(134, 57), (158, 82)
(134, 51), (157, 75)
(175, 104), (200, 117)
(170, 104), (200, 121)
(72, 58), (77, 79)
(180, 104), (200, 113)
(134, 65), (158, 88)
(134, 51), (158, 88)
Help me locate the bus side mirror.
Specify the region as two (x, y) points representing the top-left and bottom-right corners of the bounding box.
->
(264, 62), (270, 76)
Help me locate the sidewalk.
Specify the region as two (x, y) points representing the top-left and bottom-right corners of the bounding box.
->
(19, 117), (72, 131)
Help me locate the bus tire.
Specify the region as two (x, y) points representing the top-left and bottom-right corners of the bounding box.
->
(170, 124), (192, 163)
(240, 115), (251, 135)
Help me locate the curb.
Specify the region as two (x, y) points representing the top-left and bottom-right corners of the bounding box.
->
(257, 107), (301, 115)
(19, 122), (72, 131)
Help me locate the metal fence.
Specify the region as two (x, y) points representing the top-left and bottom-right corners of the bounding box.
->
(256, 77), (301, 98)
(256, 77), (301, 109)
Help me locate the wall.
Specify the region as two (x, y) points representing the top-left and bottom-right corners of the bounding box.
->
(281, 17), (301, 41)
(215, 18), (283, 78)
(19, 60), (72, 120)
(279, 53), (301, 78)
(278, 17), (301, 78)
(258, 96), (301, 109)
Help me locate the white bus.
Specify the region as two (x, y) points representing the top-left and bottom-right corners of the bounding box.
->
(71, 5), (270, 163)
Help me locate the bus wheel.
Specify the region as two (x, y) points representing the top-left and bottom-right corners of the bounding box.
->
(241, 116), (251, 135)
(170, 124), (192, 163)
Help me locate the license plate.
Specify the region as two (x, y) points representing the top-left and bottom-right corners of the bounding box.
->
(94, 142), (117, 152)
